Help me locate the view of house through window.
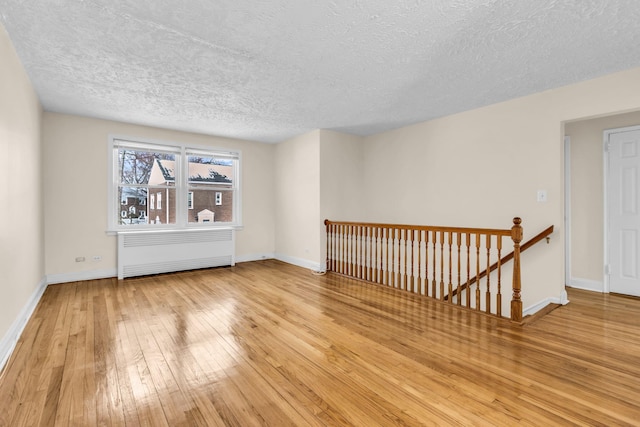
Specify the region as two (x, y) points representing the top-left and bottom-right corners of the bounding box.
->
(111, 138), (239, 229)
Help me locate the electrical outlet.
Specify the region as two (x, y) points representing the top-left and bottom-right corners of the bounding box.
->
(92, 255), (102, 262)
(75, 256), (85, 262)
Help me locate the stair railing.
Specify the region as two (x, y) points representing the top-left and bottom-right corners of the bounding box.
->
(324, 217), (548, 323)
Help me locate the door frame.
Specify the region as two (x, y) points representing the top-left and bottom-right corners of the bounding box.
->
(564, 136), (571, 287)
(603, 124), (640, 294)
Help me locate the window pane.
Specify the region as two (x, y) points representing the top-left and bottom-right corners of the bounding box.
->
(187, 190), (234, 224)
(187, 156), (234, 186)
(118, 149), (175, 185)
(118, 187), (148, 225)
(147, 189), (177, 225)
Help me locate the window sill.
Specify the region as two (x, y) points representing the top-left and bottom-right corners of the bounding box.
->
(106, 224), (243, 236)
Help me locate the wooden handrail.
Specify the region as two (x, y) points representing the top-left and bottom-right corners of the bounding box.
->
(445, 225), (554, 302)
(323, 220), (513, 237)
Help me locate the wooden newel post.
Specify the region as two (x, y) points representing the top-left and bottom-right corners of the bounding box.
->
(324, 219), (330, 272)
(510, 217), (523, 322)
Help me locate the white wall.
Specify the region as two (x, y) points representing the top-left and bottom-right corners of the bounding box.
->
(360, 67), (640, 312)
(0, 24), (44, 367)
(42, 113), (276, 281)
(274, 130), (322, 270)
(565, 110), (640, 291)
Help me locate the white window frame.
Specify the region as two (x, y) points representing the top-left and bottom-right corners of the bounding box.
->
(215, 192), (222, 206)
(156, 192), (162, 210)
(188, 191), (194, 209)
(107, 135), (242, 232)
(150, 194), (155, 209)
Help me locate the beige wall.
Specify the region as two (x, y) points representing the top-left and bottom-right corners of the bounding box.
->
(42, 113), (276, 278)
(319, 130), (364, 222)
(361, 67), (640, 311)
(275, 130), (321, 268)
(0, 25), (44, 345)
(565, 111), (640, 287)
(319, 129), (364, 265)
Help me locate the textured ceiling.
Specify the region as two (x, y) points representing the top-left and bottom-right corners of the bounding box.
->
(2, 1), (640, 143)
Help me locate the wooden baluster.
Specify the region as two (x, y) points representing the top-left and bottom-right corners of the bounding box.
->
(346, 225), (351, 276)
(398, 229), (404, 290)
(402, 229), (408, 291)
(448, 231), (453, 303)
(396, 228), (401, 289)
(390, 227), (394, 286)
(485, 234), (492, 314)
(324, 221), (330, 271)
(409, 229), (415, 293)
(456, 232), (462, 306)
(336, 224), (340, 272)
(424, 230), (429, 296)
(343, 225), (348, 276)
(431, 230), (437, 298)
(348, 225), (352, 277)
(496, 236), (503, 317)
(337, 224), (342, 275)
(353, 225), (357, 278)
(357, 226), (362, 279)
(511, 218), (523, 322)
(386, 228), (391, 286)
(366, 226), (371, 281)
(466, 233), (471, 308)
(373, 227), (382, 283)
(344, 224), (348, 275)
(438, 231), (444, 300)
(330, 223), (335, 272)
(475, 233), (481, 310)
(329, 223), (334, 272)
(388, 227), (393, 286)
(409, 229), (414, 292)
(362, 226), (366, 280)
(364, 226), (369, 280)
(418, 230), (427, 295)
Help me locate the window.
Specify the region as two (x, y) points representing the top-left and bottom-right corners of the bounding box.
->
(108, 136), (241, 230)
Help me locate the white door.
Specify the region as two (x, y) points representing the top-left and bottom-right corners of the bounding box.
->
(608, 127), (640, 296)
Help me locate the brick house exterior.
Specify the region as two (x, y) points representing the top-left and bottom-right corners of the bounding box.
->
(147, 159), (233, 224)
(118, 189), (147, 224)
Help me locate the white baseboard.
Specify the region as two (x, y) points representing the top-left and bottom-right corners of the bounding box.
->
(235, 253), (275, 263)
(47, 268), (117, 285)
(523, 289), (569, 317)
(0, 277), (47, 372)
(567, 277), (604, 292)
(274, 253), (324, 272)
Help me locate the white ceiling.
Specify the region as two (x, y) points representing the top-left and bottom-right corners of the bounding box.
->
(2, 1), (640, 143)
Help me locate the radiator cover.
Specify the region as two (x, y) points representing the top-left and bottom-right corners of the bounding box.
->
(117, 228), (235, 279)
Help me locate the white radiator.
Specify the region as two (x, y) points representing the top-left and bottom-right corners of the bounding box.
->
(117, 228), (235, 279)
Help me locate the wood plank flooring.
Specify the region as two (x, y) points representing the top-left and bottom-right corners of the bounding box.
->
(1, 259), (639, 426)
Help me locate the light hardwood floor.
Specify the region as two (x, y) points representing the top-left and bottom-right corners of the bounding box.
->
(1, 259), (639, 426)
